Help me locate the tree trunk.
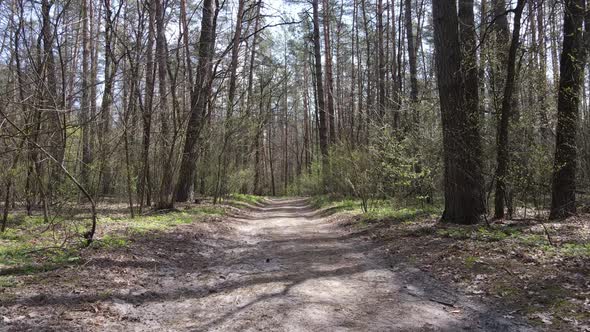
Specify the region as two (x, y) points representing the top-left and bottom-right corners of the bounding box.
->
(323, 0), (336, 144)
(313, 0), (329, 167)
(155, 0), (175, 209)
(377, 0), (386, 119)
(176, 0), (218, 201)
(405, 0), (418, 121)
(139, 0), (156, 211)
(432, 0), (485, 224)
(550, 0), (585, 219)
(41, 0), (65, 178)
(493, 0), (525, 219)
(81, 0), (93, 188)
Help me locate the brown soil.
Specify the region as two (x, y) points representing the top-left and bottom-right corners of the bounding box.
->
(1, 198), (534, 331)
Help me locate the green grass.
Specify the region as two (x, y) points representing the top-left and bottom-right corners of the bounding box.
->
(0, 205), (226, 274)
(99, 206), (225, 234)
(361, 205), (441, 223)
(309, 195), (359, 211)
(560, 242), (590, 257)
(310, 195), (441, 223)
(437, 226), (522, 242)
(228, 194), (266, 205)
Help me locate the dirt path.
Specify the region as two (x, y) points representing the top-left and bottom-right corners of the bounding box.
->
(2, 198), (534, 331)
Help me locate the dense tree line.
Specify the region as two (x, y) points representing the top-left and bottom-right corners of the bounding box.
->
(0, 0), (589, 241)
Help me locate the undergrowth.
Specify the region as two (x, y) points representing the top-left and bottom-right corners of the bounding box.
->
(0, 205), (226, 274)
(313, 195), (590, 259)
(310, 195), (441, 222)
(228, 194), (266, 205)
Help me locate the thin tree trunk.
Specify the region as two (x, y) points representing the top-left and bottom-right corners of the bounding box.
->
(405, 0), (418, 122)
(323, 0), (336, 144)
(377, 0), (386, 119)
(176, 0), (218, 201)
(313, 0), (329, 168)
(493, 0), (525, 219)
(155, 0), (175, 209)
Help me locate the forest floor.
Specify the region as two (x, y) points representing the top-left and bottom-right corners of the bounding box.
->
(0, 198), (542, 331)
(326, 199), (590, 331)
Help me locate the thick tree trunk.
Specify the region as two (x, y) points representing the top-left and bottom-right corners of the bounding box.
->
(550, 0), (585, 219)
(432, 0), (485, 224)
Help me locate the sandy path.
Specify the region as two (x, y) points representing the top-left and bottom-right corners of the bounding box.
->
(2, 198), (534, 331)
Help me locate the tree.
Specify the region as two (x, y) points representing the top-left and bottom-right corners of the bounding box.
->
(323, 0), (336, 144)
(432, 0), (485, 224)
(313, 0), (329, 168)
(139, 0), (156, 210)
(405, 0), (418, 120)
(175, 0), (219, 202)
(550, 0), (586, 219)
(80, 0), (93, 188)
(493, 0), (525, 219)
(155, 0), (175, 209)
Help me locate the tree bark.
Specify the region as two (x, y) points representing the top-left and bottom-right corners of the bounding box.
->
(176, 0), (218, 201)
(313, 0), (329, 167)
(323, 0), (336, 144)
(155, 0), (175, 209)
(550, 0), (586, 219)
(405, 0), (418, 120)
(432, 0), (485, 224)
(493, 0), (525, 219)
(81, 0), (93, 188)
(377, 0), (386, 119)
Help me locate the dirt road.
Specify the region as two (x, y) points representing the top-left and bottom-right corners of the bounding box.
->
(2, 198), (533, 331)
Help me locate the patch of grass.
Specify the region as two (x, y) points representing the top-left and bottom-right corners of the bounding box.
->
(229, 194), (265, 205)
(1, 205), (227, 273)
(0, 243), (82, 276)
(0, 242), (39, 266)
(311, 196), (442, 223)
(0, 275), (17, 288)
(476, 227), (520, 241)
(362, 205), (441, 223)
(95, 234), (130, 249)
(464, 255), (478, 269)
(517, 235), (589, 257)
(560, 242), (590, 257)
(437, 226), (521, 242)
(0, 228), (21, 241)
(518, 234), (550, 246)
(309, 195), (334, 209)
(102, 206), (225, 234)
(309, 195), (360, 212)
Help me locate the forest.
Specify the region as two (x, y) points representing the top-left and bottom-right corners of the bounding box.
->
(0, 0), (589, 330)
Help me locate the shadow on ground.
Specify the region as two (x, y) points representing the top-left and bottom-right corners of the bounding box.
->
(0, 198), (533, 331)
